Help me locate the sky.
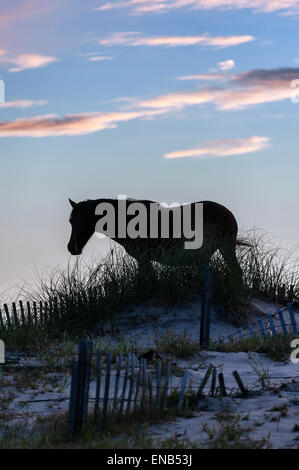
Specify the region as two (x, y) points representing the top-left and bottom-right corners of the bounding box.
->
(0, 0), (298, 294)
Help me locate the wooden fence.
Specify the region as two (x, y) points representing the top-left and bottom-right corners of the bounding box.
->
(219, 300), (299, 345)
(67, 340), (248, 436)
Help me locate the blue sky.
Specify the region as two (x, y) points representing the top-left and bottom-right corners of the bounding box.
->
(0, 0), (298, 293)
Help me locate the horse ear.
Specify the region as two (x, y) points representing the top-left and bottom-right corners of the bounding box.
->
(69, 198), (77, 208)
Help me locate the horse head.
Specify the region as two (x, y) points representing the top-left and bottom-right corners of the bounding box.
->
(67, 199), (97, 255)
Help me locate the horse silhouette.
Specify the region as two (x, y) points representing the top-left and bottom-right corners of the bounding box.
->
(67, 198), (248, 279)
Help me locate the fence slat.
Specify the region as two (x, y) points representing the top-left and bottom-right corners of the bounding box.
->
(134, 357), (143, 413)
(200, 265), (213, 349)
(68, 360), (80, 436)
(82, 341), (93, 423)
(102, 351), (112, 426)
(94, 352), (101, 425)
(218, 372), (227, 397)
(147, 371), (153, 410)
(3, 304), (11, 327)
(12, 302), (19, 326)
(178, 370), (188, 408)
(112, 352), (122, 421)
(288, 303), (297, 334)
(155, 362), (162, 408)
(33, 301), (38, 324)
(119, 353), (130, 417)
(140, 358), (147, 411)
(232, 370), (247, 396)
(210, 367), (217, 397)
(196, 364), (213, 403)
(257, 318), (267, 339)
(267, 313), (277, 337)
(19, 301), (26, 325)
(277, 308), (288, 336)
(163, 361), (171, 409)
(126, 354), (135, 415)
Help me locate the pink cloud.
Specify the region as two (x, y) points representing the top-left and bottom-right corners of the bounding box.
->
(164, 136), (270, 159)
(0, 53), (59, 73)
(0, 109), (167, 138)
(97, 31), (255, 48)
(96, 0), (299, 16)
(0, 100), (47, 109)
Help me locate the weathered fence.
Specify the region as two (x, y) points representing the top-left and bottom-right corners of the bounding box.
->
(219, 300), (299, 345)
(67, 340), (248, 436)
(0, 298), (63, 328)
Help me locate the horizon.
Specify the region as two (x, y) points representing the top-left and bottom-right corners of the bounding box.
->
(0, 0), (298, 296)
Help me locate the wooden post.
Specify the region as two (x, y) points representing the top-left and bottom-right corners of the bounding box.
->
(94, 352), (101, 425)
(155, 362), (162, 408)
(12, 302), (19, 326)
(232, 370), (247, 397)
(134, 357), (143, 413)
(200, 265), (213, 349)
(267, 313), (277, 337)
(178, 370), (188, 408)
(102, 351), (112, 426)
(126, 354), (135, 415)
(196, 364), (213, 403)
(19, 301), (26, 326)
(112, 352), (122, 421)
(257, 318), (267, 339)
(33, 301), (38, 324)
(3, 304), (11, 328)
(287, 302), (297, 334)
(163, 361), (171, 409)
(210, 367), (217, 397)
(218, 372), (227, 397)
(277, 308), (288, 336)
(119, 353), (130, 417)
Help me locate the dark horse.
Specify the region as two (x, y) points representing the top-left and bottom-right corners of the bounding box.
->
(67, 198), (248, 279)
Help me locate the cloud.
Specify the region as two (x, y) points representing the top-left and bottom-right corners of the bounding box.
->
(0, 1), (55, 29)
(164, 136), (270, 159)
(141, 67), (299, 111)
(88, 56), (113, 62)
(0, 109), (167, 138)
(178, 73), (223, 81)
(0, 53), (58, 72)
(0, 100), (47, 109)
(97, 31), (255, 48)
(218, 59), (235, 71)
(96, 0), (299, 16)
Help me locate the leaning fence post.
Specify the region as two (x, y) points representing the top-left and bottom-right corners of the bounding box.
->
(210, 367), (217, 397)
(218, 372), (227, 397)
(200, 265), (213, 349)
(196, 364), (213, 404)
(3, 304), (11, 328)
(232, 370), (247, 397)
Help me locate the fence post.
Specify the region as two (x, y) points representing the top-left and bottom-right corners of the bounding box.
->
(200, 265), (213, 349)
(112, 352), (122, 421)
(126, 354), (135, 415)
(178, 370), (188, 408)
(196, 364), (213, 404)
(288, 302), (297, 334)
(102, 351), (112, 426)
(277, 308), (288, 336)
(94, 352), (101, 425)
(163, 361), (171, 409)
(68, 340), (93, 436)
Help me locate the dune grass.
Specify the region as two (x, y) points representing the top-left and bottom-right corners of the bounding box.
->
(1, 231), (298, 350)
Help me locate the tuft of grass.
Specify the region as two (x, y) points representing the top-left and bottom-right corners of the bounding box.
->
(202, 410), (272, 449)
(153, 329), (200, 358)
(213, 333), (297, 362)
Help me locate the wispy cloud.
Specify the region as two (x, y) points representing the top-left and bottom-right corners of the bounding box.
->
(218, 59), (235, 71)
(96, 0), (299, 16)
(0, 53), (58, 72)
(0, 1), (55, 29)
(88, 56), (114, 62)
(164, 136), (270, 159)
(141, 67), (299, 111)
(97, 31), (255, 48)
(0, 100), (47, 109)
(0, 109), (167, 138)
(178, 73), (223, 81)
